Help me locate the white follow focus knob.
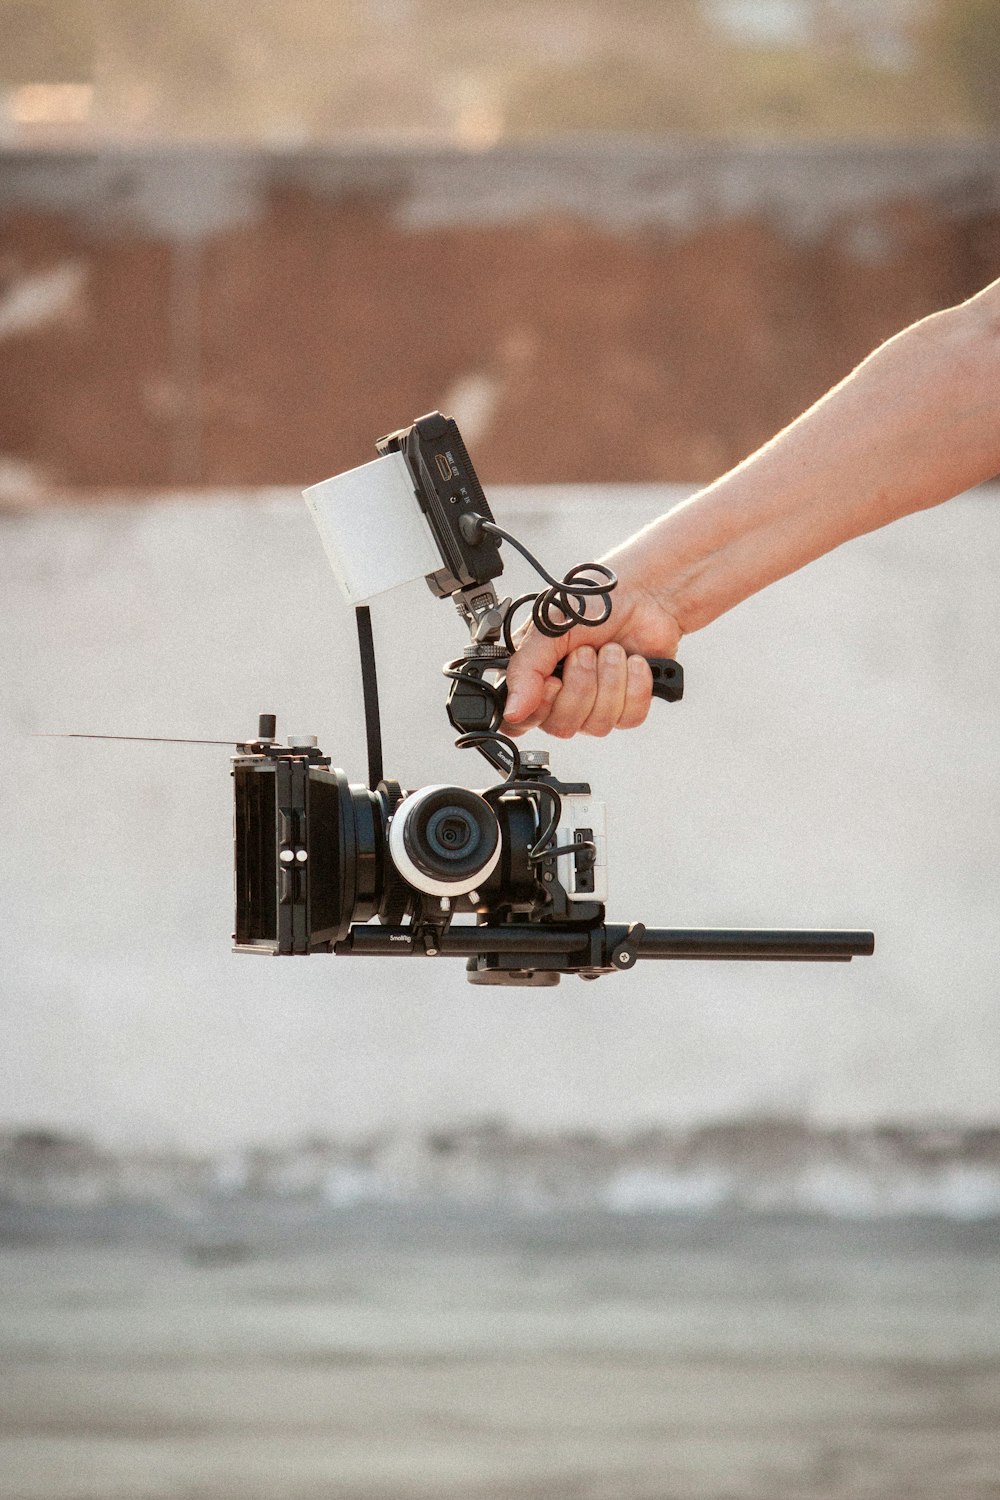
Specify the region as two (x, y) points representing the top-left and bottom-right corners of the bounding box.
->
(388, 785), (502, 898)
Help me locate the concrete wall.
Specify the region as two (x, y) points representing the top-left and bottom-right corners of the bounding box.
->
(2, 142), (1000, 495)
(2, 486), (999, 1151)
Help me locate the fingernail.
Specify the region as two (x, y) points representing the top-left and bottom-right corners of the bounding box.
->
(505, 691), (524, 720)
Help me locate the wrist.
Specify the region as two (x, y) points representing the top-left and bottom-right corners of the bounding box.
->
(603, 506), (730, 638)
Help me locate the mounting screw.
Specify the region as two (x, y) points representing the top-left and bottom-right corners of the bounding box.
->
(522, 750), (550, 768)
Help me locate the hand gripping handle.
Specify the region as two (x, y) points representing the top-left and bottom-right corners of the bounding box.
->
(446, 656), (684, 739)
(551, 655), (683, 703)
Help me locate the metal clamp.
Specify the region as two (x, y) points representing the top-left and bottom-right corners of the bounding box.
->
(610, 922), (645, 970)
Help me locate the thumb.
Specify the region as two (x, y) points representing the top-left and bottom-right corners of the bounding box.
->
(503, 628), (567, 722)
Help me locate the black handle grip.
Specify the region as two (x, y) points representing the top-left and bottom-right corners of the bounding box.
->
(551, 655), (683, 703)
(447, 656), (684, 738)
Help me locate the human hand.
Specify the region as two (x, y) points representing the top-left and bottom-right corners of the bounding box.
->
(502, 574), (683, 739)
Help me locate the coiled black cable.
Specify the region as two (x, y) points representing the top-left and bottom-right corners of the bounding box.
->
(454, 729), (594, 871)
(467, 518), (617, 655)
(455, 731), (560, 861)
(448, 520), (610, 876)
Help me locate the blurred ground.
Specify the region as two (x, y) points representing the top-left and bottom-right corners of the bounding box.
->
(2, 1208), (998, 1499)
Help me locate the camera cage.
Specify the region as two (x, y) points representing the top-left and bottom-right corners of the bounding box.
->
(232, 413), (874, 984)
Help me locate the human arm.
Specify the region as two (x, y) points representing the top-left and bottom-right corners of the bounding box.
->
(503, 276), (1000, 737)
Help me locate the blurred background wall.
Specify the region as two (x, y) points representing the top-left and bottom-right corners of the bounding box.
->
(4, 485), (1000, 1204)
(2, 141), (1000, 499)
(3, 0), (1000, 500)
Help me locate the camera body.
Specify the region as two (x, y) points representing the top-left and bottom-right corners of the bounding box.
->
(233, 726), (607, 983)
(233, 413), (874, 984)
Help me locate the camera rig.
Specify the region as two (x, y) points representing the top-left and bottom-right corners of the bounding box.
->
(232, 412), (874, 985)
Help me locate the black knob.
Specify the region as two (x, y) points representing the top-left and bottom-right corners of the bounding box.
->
(258, 713), (276, 741)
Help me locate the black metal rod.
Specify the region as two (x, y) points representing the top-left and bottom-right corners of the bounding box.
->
(355, 605), (384, 791)
(339, 925), (590, 956)
(632, 928), (875, 960)
(336, 924), (874, 962)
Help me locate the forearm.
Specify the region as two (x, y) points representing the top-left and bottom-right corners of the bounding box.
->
(623, 279), (1000, 633)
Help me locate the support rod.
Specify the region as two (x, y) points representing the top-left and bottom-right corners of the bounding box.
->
(335, 924), (874, 962)
(631, 927), (874, 960)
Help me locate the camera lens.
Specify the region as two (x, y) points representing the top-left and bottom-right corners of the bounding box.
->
(426, 807), (477, 859)
(390, 785), (501, 896)
(235, 756), (513, 955)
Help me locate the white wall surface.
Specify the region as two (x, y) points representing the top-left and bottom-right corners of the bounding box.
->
(2, 486), (998, 1150)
